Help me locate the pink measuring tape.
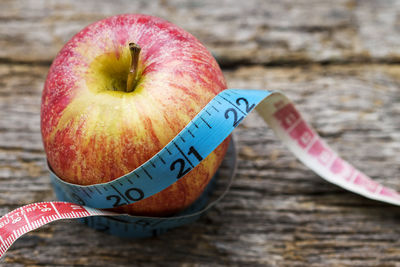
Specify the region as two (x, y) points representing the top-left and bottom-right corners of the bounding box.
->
(1, 89), (398, 259)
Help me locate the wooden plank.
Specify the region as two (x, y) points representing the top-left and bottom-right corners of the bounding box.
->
(1, 63), (400, 265)
(1, 0), (400, 66)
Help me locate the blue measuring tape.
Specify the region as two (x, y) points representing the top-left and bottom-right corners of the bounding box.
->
(49, 88), (267, 237)
(2, 88), (399, 255)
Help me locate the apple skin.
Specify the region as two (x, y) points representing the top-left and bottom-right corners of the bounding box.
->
(41, 14), (229, 216)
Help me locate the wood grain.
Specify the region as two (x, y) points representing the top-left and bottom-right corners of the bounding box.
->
(1, 0), (400, 266)
(1, 0), (400, 66)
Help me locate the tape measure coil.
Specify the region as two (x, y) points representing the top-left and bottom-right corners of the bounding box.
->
(2, 88), (400, 258)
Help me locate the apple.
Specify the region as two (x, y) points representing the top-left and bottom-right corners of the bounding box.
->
(41, 14), (230, 216)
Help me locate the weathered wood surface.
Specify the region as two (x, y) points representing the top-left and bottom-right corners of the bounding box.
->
(1, 0), (400, 266)
(2, 0), (400, 66)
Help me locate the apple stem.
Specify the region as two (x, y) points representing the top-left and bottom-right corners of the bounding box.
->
(126, 42), (141, 92)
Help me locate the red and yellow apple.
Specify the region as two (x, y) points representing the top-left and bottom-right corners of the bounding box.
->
(41, 14), (229, 216)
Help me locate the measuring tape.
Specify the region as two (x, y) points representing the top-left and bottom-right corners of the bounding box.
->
(1, 88), (399, 258)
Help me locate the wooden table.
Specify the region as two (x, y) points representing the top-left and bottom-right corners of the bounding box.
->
(1, 0), (400, 266)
